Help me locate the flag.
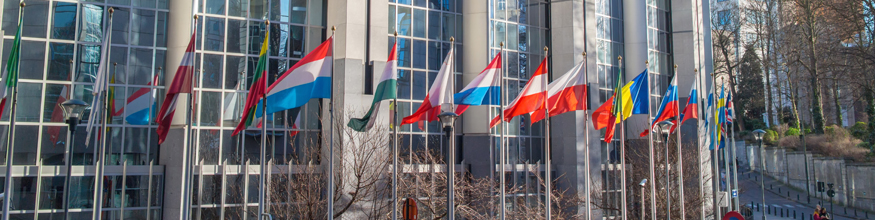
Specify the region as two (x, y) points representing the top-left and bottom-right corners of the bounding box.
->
(232, 30), (271, 136)
(488, 57), (548, 128)
(640, 75), (679, 137)
(124, 74), (159, 125)
(725, 90), (734, 123)
(155, 32), (196, 144)
(48, 84), (70, 145)
(401, 48), (455, 126)
(262, 37), (333, 115)
(348, 42), (398, 131)
(222, 81), (243, 122)
(680, 76), (700, 125)
(85, 17), (113, 145)
(619, 70), (650, 118)
(592, 95), (616, 130)
(453, 52), (502, 115)
(0, 10), (23, 118)
(109, 73), (121, 117)
(289, 108), (302, 137)
(531, 60), (588, 123)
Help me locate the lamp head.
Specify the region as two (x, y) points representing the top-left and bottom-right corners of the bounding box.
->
(752, 129), (766, 141)
(656, 120), (675, 134)
(639, 179), (647, 186)
(60, 99), (89, 119)
(437, 112), (459, 129)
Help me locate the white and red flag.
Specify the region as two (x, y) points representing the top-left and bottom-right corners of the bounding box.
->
(489, 57), (549, 128)
(155, 32), (196, 144)
(401, 48), (455, 126)
(530, 60), (588, 123)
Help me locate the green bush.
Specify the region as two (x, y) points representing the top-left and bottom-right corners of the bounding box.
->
(850, 122), (868, 140)
(805, 128), (814, 134)
(825, 126), (836, 135)
(785, 128), (801, 136)
(765, 129), (779, 145)
(858, 142), (872, 150)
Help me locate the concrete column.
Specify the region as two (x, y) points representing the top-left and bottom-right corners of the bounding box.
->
(460, 0), (493, 179)
(160, 0), (194, 219)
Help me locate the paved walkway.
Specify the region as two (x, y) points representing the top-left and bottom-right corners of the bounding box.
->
(737, 168), (873, 220)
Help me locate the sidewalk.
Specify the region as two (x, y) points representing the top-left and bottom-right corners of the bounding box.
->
(740, 168), (873, 220)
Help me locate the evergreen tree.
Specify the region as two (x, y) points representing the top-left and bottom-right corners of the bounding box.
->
(737, 44), (766, 130)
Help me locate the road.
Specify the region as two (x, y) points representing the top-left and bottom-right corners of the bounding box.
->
(736, 168), (871, 220)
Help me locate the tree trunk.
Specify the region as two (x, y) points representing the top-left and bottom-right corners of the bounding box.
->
(866, 89), (875, 147)
(807, 32), (825, 134)
(833, 79), (843, 126)
(789, 71), (802, 130)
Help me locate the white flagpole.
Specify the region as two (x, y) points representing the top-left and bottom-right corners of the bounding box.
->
(710, 72), (720, 218)
(499, 42), (507, 220)
(582, 52), (592, 220)
(392, 31), (399, 220)
(730, 91), (740, 211)
(258, 20), (271, 218)
(92, 8), (114, 219)
(618, 55), (628, 220)
(327, 26), (336, 220)
(181, 15), (199, 220)
(446, 37), (457, 220)
(675, 65), (686, 220)
(542, 46), (552, 220)
(645, 61), (657, 220)
(1, 4), (22, 220)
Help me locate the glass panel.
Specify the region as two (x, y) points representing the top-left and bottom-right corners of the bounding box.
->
(290, 25), (305, 58)
(17, 83), (42, 123)
(250, 0), (268, 19)
(397, 7), (412, 36)
(413, 40), (426, 69)
(41, 125), (67, 165)
(205, 17), (225, 52)
(441, 13), (454, 41)
(493, 21), (505, 48)
(39, 177), (65, 209)
(270, 0), (290, 22)
(11, 177), (37, 210)
(156, 12), (168, 47)
(248, 21), (267, 55)
(200, 91), (222, 126)
(397, 69), (411, 99)
(227, 19), (246, 53)
(201, 175), (222, 204)
(229, 0), (249, 17)
(413, 71), (427, 100)
(20, 40), (46, 80)
(397, 38), (411, 68)
(270, 23), (290, 57)
(388, 5), (396, 35)
(129, 48), (153, 85)
(124, 128), (149, 165)
(507, 23), (518, 50)
(290, 0), (307, 24)
(308, 0), (324, 26)
(48, 42), (75, 81)
(202, 54), (223, 89)
(52, 2), (77, 40)
(132, 9), (156, 47)
(428, 41), (441, 71)
(225, 56), (246, 89)
(205, 0), (226, 15)
(22, 1), (49, 38)
(428, 11), (440, 41)
(111, 8), (130, 45)
(1, 1), (19, 36)
(413, 9), (426, 38)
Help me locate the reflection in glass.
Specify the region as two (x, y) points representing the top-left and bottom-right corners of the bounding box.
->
(11, 177), (37, 210)
(199, 130), (221, 165)
(199, 92), (222, 126)
(205, 17), (225, 52)
(125, 127), (149, 165)
(41, 125), (67, 165)
(205, 0), (226, 15)
(48, 43), (74, 81)
(52, 2), (77, 40)
(397, 7), (411, 36)
(229, 0), (249, 17)
(20, 41), (46, 80)
(132, 9), (156, 46)
(202, 54), (223, 89)
(227, 19), (247, 53)
(22, 1), (48, 38)
(112, 8), (130, 45)
(129, 48), (153, 85)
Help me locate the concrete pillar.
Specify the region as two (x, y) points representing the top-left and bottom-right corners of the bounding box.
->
(161, 0), (194, 219)
(460, 0), (493, 179)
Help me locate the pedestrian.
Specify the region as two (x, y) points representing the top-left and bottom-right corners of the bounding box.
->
(814, 205), (831, 220)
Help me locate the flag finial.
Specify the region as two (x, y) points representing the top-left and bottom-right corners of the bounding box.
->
(618, 56), (623, 60)
(645, 60), (649, 65)
(394, 31), (397, 37)
(265, 20), (270, 25)
(500, 41), (504, 47)
(543, 46), (548, 52)
(331, 26), (336, 31)
(694, 68), (698, 72)
(20, 2), (24, 7)
(158, 67), (162, 70)
(113, 62), (117, 66)
(450, 36), (455, 42)
(674, 64), (678, 68)
(582, 52), (587, 57)
(69, 59), (73, 64)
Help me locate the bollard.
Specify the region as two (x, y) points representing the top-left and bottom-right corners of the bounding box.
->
(768, 205), (771, 214)
(797, 194), (800, 200)
(771, 184), (773, 189)
(780, 208), (784, 217)
(794, 210), (796, 219)
(788, 191), (790, 197)
(855, 209), (857, 216)
(780, 188), (782, 194)
(845, 207), (847, 215)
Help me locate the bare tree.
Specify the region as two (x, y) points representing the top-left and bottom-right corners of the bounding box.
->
(712, 2), (748, 129)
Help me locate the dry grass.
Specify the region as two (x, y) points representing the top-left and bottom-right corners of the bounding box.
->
(778, 126), (870, 162)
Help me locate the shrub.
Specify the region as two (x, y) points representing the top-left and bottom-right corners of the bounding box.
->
(850, 122), (868, 140)
(857, 142), (872, 150)
(764, 129), (779, 145)
(804, 128), (813, 134)
(785, 128), (801, 136)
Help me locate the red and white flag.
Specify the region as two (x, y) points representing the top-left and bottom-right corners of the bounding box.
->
(401, 48), (455, 126)
(530, 60), (587, 123)
(48, 84), (70, 145)
(490, 57), (549, 128)
(155, 32), (196, 144)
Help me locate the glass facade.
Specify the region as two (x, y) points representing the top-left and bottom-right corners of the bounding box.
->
(0, 0), (167, 218)
(189, 0), (326, 219)
(595, 0), (625, 217)
(647, 0), (673, 114)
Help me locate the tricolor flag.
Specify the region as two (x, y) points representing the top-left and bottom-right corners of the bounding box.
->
(592, 69), (649, 142)
(124, 75), (160, 125)
(725, 90), (734, 123)
(232, 30), (271, 136)
(289, 108), (302, 137)
(531, 60), (588, 123)
(262, 37), (333, 115)
(0, 10), (22, 118)
(680, 76), (700, 125)
(155, 32), (196, 144)
(640, 75), (679, 137)
(348, 42), (398, 131)
(489, 57), (548, 128)
(453, 52), (502, 115)
(401, 48), (455, 126)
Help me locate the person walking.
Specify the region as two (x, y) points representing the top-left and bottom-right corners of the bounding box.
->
(814, 205), (830, 220)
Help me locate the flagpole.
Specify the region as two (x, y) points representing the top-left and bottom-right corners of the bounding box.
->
(258, 20), (271, 219)
(447, 36), (457, 220)
(729, 91), (740, 211)
(721, 85), (731, 211)
(643, 61), (656, 220)
(694, 68), (706, 220)
(1, 4), (23, 220)
(327, 26), (336, 220)
(542, 46), (553, 220)
(582, 52), (592, 220)
(499, 42), (507, 220)
(618, 55), (628, 220)
(710, 72), (720, 218)
(92, 8), (114, 219)
(181, 15), (199, 220)
(392, 31), (399, 220)
(675, 65), (686, 220)
(62, 59), (74, 220)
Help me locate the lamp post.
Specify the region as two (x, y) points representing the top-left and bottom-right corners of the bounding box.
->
(753, 129), (767, 220)
(640, 179), (648, 220)
(657, 120), (675, 220)
(438, 111), (459, 220)
(60, 99), (88, 220)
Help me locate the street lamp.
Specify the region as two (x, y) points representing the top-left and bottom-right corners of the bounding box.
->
(657, 120), (674, 220)
(60, 99), (88, 220)
(639, 179), (647, 220)
(753, 129), (767, 220)
(438, 111), (459, 220)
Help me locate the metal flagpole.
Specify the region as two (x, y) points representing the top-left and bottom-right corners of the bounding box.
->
(618, 56), (627, 220)
(721, 87), (731, 211)
(710, 73), (720, 218)
(729, 92), (740, 211)
(180, 15), (198, 220)
(92, 8), (114, 219)
(259, 20), (272, 218)
(447, 37), (456, 220)
(392, 31), (399, 220)
(582, 52), (592, 220)
(499, 42), (507, 220)
(327, 26), (336, 220)
(62, 59), (74, 220)
(1, 4), (23, 220)
(675, 65), (686, 220)
(542, 46), (552, 220)
(645, 61), (657, 220)
(695, 68), (706, 220)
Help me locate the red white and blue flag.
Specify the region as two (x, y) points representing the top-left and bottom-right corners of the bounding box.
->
(489, 57), (548, 128)
(640, 75), (679, 136)
(124, 75), (159, 125)
(402, 48), (455, 126)
(680, 76), (700, 125)
(453, 52), (501, 115)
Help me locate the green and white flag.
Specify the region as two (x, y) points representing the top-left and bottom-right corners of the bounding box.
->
(0, 7), (23, 117)
(348, 42), (398, 131)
